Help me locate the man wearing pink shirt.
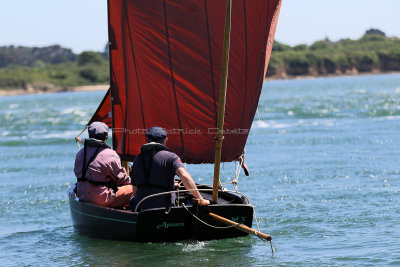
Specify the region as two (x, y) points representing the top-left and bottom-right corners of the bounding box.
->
(74, 122), (136, 207)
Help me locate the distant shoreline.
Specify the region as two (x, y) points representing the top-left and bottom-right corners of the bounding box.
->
(1, 71), (399, 97)
(265, 70), (400, 81)
(0, 84), (108, 97)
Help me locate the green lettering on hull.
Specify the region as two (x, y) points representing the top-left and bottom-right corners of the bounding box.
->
(156, 222), (185, 229)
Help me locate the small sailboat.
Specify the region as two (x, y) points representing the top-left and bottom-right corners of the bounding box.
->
(69, 0), (282, 242)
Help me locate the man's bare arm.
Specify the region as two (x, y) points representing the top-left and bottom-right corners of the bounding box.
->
(176, 167), (210, 205)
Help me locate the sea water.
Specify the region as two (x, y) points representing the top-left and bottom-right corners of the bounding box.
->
(0, 73), (399, 266)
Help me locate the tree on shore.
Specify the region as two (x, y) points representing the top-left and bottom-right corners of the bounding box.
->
(268, 29), (400, 78)
(1, 29), (400, 90)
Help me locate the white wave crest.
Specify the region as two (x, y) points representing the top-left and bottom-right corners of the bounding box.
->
(60, 108), (87, 117)
(252, 119), (336, 129)
(29, 130), (78, 140)
(9, 104), (19, 109)
(252, 120), (294, 129)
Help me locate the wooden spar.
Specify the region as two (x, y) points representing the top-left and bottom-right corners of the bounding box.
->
(122, 161), (130, 176)
(212, 0), (232, 204)
(209, 212), (272, 241)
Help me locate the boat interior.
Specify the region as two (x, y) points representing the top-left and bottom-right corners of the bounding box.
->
(70, 183), (250, 212)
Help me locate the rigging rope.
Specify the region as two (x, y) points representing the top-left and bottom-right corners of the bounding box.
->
(253, 205), (275, 255)
(134, 188), (249, 212)
(181, 203), (239, 229)
(75, 126), (87, 149)
(134, 188), (214, 212)
(183, 203), (274, 254)
(232, 154), (244, 192)
(256, 108), (262, 125)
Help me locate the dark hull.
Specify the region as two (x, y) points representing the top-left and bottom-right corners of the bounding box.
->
(68, 185), (254, 242)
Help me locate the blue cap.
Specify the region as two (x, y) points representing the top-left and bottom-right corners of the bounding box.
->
(146, 127), (167, 143)
(88, 122), (109, 140)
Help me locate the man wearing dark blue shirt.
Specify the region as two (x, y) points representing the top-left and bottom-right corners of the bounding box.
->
(131, 127), (209, 211)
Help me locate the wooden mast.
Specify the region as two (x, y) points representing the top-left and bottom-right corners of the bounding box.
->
(212, 0), (232, 203)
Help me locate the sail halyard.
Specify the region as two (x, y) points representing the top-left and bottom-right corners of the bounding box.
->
(121, 0), (129, 156)
(212, 0), (232, 203)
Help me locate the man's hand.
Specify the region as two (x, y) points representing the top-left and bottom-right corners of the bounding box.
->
(196, 198), (210, 205)
(174, 180), (181, 189)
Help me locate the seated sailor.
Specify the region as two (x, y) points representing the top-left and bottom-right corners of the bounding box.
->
(74, 121), (136, 207)
(131, 127), (210, 211)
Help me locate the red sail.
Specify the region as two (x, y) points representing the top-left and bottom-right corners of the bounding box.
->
(88, 88), (112, 127)
(108, 0), (282, 163)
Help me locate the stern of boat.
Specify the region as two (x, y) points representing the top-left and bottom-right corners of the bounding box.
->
(68, 185), (138, 241)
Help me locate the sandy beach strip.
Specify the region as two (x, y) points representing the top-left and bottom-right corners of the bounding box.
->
(0, 84), (108, 97)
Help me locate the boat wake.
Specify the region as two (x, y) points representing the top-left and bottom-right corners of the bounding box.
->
(178, 241), (207, 252)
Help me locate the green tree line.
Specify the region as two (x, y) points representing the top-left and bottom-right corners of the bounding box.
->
(268, 29), (400, 78)
(0, 45), (109, 90)
(0, 29), (399, 91)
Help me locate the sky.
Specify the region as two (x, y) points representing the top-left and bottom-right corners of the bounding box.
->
(1, 0), (400, 53)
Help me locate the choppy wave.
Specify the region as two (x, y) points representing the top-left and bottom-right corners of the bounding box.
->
(252, 119), (336, 130)
(30, 130), (78, 140)
(179, 241), (207, 252)
(60, 107), (89, 117)
(260, 74), (400, 120)
(252, 120), (292, 129)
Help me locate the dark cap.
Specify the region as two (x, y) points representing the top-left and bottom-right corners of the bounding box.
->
(146, 127), (167, 143)
(88, 121), (109, 140)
